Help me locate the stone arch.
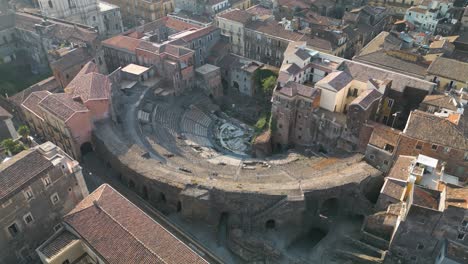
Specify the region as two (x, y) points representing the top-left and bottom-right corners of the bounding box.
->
(233, 81), (239, 90)
(128, 179), (135, 190)
(265, 219), (276, 229)
(177, 201), (182, 212)
(217, 212), (229, 246)
(160, 192), (166, 203)
(319, 198), (339, 218)
(80, 142), (93, 156)
(142, 186), (148, 200)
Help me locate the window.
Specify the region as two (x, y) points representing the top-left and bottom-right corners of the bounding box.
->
(458, 233), (465, 240)
(7, 223), (19, 237)
(415, 142), (423, 150)
(43, 176), (52, 187)
(443, 147), (450, 153)
(62, 260), (70, 264)
(48, 0), (53, 8)
(387, 99), (394, 108)
(50, 193), (60, 205)
(431, 144), (438, 151)
(93, 16), (96, 21)
(369, 154), (375, 160)
(23, 212), (34, 224)
(23, 187), (34, 201)
(416, 243), (424, 250)
(383, 160), (389, 166)
(384, 144), (394, 153)
(464, 152), (468, 161)
(410, 256), (417, 262)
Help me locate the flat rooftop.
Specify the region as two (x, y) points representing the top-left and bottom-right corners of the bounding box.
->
(196, 64), (219, 74)
(122, 64), (149, 76)
(99, 1), (119, 12)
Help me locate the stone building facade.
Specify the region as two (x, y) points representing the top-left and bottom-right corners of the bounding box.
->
(21, 62), (113, 160)
(195, 63), (223, 98)
(271, 82), (321, 148)
(104, 0), (175, 26)
(102, 19), (221, 94)
(217, 53), (266, 97)
(37, 0), (123, 36)
(0, 142), (88, 264)
(366, 110), (468, 181)
(270, 41), (434, 153)
(216, 8), (253, 57)
(0, 11), (102, 76)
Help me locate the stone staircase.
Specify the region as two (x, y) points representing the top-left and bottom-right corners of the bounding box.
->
(332, 235), (385, 263)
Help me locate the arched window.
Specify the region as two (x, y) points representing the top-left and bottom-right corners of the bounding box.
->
(265, 219), (276, 229)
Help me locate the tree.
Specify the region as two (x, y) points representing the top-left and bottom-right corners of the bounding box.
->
(1, 138), (25, 156)
(18, 125), (30, 141)
(261, 76), (277, 97)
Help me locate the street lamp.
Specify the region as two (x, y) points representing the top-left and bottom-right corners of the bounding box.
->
(391, 111), (401, 128)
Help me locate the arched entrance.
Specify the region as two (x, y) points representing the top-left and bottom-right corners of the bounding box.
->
(142, 186), (148, 200)
(217, 212), (229, 246)
(319, 198), (339, 218)
(80, 142), (93, 156)
(160, 193), (166, 203)
(128, 180), (135, 190)
(265, 219), (276, 229)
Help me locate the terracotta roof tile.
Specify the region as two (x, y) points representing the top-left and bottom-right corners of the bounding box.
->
(39, 93), (89, 121)
(40, 230), (80, 259)
(316, 71), (353, 91)
(246, 20), (303, 41)
(0, 149), (53, 201)
(102, 35), (142, 53)
(421, 94), (460, 111)
(178, 26), (219, 42)
(21, 90), (51, 120)
(387, 155), (415, 181)
(427, 57), (468, 83)
(277, 81), (320, 99)
(64, 184), (209, 264)
(350, 89), (382, 109)
(65, 62), (111, 102)
(381, 178), (407, 201)
(217, 9), (253, 24)
(404, 110), (468, 150)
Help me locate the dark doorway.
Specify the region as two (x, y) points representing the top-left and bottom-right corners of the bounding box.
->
(319, 198), (339, 218)
(160, 193), (166, 203)
(217, 212), (229, 246)
(128, 180), (135, 189)
(80, 142), (93, 156)
(265, 219), (276, 229)
(177, 201), (182, 212)
(142, 186), (148, 200)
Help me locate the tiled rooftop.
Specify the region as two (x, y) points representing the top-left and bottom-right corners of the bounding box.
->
(64, 184), (209, 264)
(0, 149), (53, 201)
